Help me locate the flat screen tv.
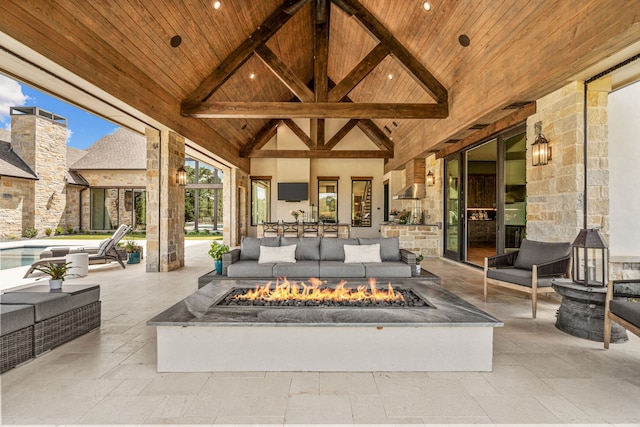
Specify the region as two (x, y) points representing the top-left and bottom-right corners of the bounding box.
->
(278, 182), (308, 201)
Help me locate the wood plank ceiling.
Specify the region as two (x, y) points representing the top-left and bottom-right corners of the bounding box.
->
(1, 0), (639, 172)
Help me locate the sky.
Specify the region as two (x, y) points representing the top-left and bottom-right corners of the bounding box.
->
(0, 74), (119, 150)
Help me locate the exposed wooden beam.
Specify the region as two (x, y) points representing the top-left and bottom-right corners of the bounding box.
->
(323, 119), (359, 150)
(254, 44), (315, 102)
(329, 43), (389, 102)
(283, 119), (315, 149)
(341, 0), (448, 103)
(436, 102), (537, 159)
(357, 119), (394, 151)
(313, 119), (325, 147)
(239, 119), (281, 157)
(245, 149), (393, 158)
(182, 0), (299, 105)
(314, 0), (330, 102)
(182, 101), (448, 118)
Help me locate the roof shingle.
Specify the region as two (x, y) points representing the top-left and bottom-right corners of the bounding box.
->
(71, 128), (146, 170)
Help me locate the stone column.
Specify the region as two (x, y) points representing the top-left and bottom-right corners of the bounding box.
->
(146, 129), (185, 272)
(526, 80), (609, 242)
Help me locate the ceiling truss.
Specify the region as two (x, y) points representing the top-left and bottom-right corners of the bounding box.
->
(180, 0), (448, 159)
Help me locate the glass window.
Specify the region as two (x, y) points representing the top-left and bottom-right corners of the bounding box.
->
(251, 178), (271, 226)
(351, 179), (371, 227)
(90, 188), (145, 231)
(184, 157), (224, 232)
(318, 179), (338, 222)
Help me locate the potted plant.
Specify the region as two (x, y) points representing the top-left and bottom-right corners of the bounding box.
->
(33, 261), (73, 290)
(124, 240), (143, 264)
(415, 253), (424, 274)
(208, 240), (230, 275)
(389, 208), (399, 222)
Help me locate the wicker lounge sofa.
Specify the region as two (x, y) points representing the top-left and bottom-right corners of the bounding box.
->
(0, 285), (101, 373)
(604, 280), (640, 349)
(222, 236), (416, 279)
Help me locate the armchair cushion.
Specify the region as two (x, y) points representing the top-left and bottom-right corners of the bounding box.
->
(610, 300), (640, 326)
(486, 268), (554, 288)
(513, 239), (571, 270)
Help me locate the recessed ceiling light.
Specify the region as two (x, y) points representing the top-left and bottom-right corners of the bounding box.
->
(170, 35), (182, 48)
(249, 73), (256, 79)
(388, 74), (393, 80)
(459, 34), (471, 47)
(213, 1), (221, 9)
(423, 2), (431, 11)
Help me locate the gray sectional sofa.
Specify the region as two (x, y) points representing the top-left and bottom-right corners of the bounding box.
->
(223, 236), (416, 279)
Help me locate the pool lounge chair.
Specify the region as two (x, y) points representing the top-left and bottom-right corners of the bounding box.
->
(23, 225), (132, 278)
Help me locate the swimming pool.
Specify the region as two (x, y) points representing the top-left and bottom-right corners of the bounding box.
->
(0, 246), (50, 270)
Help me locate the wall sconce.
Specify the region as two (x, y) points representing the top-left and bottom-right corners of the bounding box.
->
(426, 170), (435, 186)
(176, 166), (187, 186)
(532, 134), (551, 166)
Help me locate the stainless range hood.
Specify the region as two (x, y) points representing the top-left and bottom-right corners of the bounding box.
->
(392, 158), (427, 199)
(393, 183), (426, 199)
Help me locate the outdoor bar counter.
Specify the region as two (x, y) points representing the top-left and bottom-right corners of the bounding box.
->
(380, 222), (442, 257)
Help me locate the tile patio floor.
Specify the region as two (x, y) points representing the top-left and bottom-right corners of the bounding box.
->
(1, 240), (639, 425)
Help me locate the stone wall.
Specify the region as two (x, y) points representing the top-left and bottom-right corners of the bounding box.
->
(11, 111), (68, 237)
(0, 177), (34, 238)
(74, 170), (146, 231)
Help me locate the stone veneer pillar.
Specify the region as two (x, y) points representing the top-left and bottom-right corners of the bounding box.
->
(525, 81), (609, 244)
(146, 129), (185, 272)
(10, 108), (68, 237)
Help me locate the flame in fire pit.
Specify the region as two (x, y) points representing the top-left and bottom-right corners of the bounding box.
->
(232, 277), (405, 303)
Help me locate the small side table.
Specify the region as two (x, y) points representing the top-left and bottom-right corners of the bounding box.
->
(66, 252), (89, 277)
(552, 279), (628, 343)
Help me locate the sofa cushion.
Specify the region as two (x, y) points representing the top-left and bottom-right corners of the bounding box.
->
(227, 260), (275, 277)
(0, 304), (34, 336)
(610, 300), (640, 326)
(358, 237), (401, 261)
(487, 267), (556, 288)
(320, 238), (359, 261)
(281, 237), (321, 261)
(0, 293), (72, 322)
(259, 245), (297, 264)
(344, 244), (381, 263)
(364, 261), (411, 278)
(273, 260), (320, 278)
(513, 239), (571, 270)
(240, 237), (280, 260)
(319, 261), (365, 278)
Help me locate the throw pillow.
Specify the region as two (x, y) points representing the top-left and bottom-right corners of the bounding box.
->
(258, 244), (297, 264)
(343, 244), (381, 263)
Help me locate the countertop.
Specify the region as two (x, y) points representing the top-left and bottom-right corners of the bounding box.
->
(380, 222), (441, 227)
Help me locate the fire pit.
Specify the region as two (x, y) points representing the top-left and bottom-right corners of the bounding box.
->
(148, 278), (503, 372)
(219, 278), (432, 308)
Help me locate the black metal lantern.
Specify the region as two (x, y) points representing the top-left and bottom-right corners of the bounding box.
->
(571, 228), (609, 287)
(426, 170), (435, 186)
(532, 133), (551, 166)
(176, 166), (187, 186)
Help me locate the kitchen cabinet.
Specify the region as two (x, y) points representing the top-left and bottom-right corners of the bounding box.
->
(467, 175), (496, 208)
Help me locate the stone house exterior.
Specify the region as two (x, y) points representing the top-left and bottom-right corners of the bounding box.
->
(0, 107), (146, 238)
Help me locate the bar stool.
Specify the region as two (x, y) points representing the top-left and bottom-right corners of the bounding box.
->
(302, 222), (319, 237)
(282, 222), (300, 238)
(262, 221), (279, 238)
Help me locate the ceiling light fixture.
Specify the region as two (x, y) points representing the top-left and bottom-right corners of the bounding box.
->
(459, 34), (471, 47)
(213, 1), (221, 10)
(423, 2), (431, 11)
(170, 35), (182, 48)
(388, 74), (393, 80)
(249, 73), (256, 79)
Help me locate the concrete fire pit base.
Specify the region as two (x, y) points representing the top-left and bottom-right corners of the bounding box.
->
(148, 279), (503, 372)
